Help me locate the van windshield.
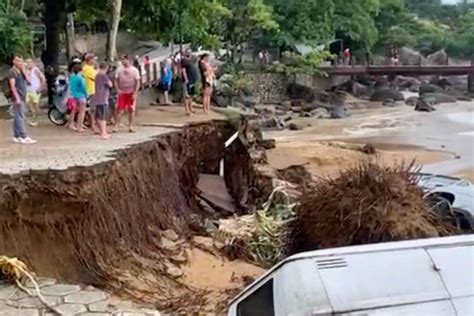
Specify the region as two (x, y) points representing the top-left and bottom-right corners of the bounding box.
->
(237, 279), (275, 316)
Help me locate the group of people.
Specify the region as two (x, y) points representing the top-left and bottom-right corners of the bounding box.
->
(158, 50), (215, 115)
(67, 53), (140, 138)
(7, 49), (216, 145)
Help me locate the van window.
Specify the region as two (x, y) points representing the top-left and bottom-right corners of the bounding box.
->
(237, 279), (275, 316)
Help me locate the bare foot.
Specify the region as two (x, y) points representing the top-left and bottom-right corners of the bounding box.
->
(68, 125), (77, 131)
(101, 134), (111, 139)
(129, 127), (136, 133)
(77, 129), (85, 133)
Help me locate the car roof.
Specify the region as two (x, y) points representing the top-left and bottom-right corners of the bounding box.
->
(229, 235), (474, 307)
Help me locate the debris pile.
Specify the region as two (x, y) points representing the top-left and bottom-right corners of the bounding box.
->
(290, 162), (459, 253)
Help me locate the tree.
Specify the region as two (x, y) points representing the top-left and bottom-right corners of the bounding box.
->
(267, 0), (335, 47)
(333, 0), (380, 52)
(0, 4), (32, 63)
(215, 0), (278, 62)
(106, 0), (122, 61)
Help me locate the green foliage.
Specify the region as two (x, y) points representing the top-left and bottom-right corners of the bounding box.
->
(267, 0), (335, 46)
(0, 6), (32, 63)
(446, 9), (474, 58)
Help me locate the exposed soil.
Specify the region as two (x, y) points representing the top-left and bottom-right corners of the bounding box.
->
(0, 119), (264, 313)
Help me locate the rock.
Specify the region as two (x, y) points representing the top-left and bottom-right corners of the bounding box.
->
(162, 229), (180, 242)
(399, 47), (428, 65)
(287, 83), (315, 102)
(405, 96), (419, 106)
(383, 99), (397, 107)
(374, 77), (390, 88)
(275, 110), (288, 116)
(395, 76), (421, 89)
(370, 88), (404, 102)
(422, 93), (457, 104)
(419, 83), (443, 95)
(330, 105), (346, 119)
(301, 102), (318, 112)
(311, 108), (330, 119)
(291, 106), (302, 113)
(427, 49), (448, 65)
(415, 99), (436, 112)
(164, 261), (184, 278)
(430, 77), (451, 89)
(276, 101), (292, 111)
(204, 218), (218, 234)
(260, 138), (276, 150)
(288, 123), (303, 131)
(455, 95), (472, 102)
(240, 94), (260, 108)
(299, 112), (313, 118)
(160, 237), (180, 252)
(170, 251), (188, 264)
(211, 93), (230, 108)
(408, 85), (420, 93)
(352, 82), (370, 97)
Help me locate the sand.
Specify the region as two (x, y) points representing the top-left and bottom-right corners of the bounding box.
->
(268, 140), (454, 178)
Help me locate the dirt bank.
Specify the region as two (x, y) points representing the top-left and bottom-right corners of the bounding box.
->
(0, 119), (263, 312)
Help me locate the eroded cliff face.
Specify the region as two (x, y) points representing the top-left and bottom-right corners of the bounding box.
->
(0, 121), (241, 300)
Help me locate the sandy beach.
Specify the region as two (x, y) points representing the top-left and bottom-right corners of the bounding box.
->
(265, 101), (474, 180)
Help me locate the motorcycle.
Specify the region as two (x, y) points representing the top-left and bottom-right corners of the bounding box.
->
(47, 74), (91, 127)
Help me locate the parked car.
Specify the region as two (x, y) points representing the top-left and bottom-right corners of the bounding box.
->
(228, 235), (474, 316)
(417, 173), (474, 231)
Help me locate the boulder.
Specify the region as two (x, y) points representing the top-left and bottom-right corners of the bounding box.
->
(239, 94), (260, 108)
(395, 76), (421, 89)
(422, 93), (457, 104)
(330, 105), (346, 119)
(352, 82), (371, 97)
(289, 123), (303, 131)
(430, 77), (451, 89)
(370, 88), (404, 102)
(419, 83), (443, 95)
(311, 108), (330, 119)
(383, 99), (397, 107)
(301, 102), (318, 112)
(292, 106), (302, 113)
(399, 47), (428, 65)
(408, 85), (420, 93)
(374, 77), (390, 88)
(287, 83), (315, 102)
(427, 49), (448, 65)
(405, 96), (419, 106)
(276, 101), (292, 111)
(211, 93), (230, 108)
(455, 95), (472, 102)
(415, 99), (436, 112)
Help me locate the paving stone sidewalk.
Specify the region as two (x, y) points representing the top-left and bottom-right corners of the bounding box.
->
(0, 279), (160, 316)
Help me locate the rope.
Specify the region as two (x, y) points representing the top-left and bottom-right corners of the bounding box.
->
(0, 256), (64, 315)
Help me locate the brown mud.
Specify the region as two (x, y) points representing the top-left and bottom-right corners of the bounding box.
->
(0, 119), (264, 312)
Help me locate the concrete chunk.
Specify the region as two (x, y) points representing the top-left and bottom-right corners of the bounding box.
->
(41, 284), (81, 296)
(55, 303), (87, 315)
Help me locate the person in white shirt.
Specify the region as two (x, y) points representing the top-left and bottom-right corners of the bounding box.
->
(25, 59), (46, 127)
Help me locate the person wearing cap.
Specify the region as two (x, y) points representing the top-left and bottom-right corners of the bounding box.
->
(114, 54), (140, 133)
(82, 53), (98, 132)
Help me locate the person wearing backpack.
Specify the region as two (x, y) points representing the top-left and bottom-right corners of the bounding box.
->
(8, 54), (37, 144)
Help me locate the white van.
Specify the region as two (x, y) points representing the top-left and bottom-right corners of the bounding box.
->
(228, 235), (474, 316)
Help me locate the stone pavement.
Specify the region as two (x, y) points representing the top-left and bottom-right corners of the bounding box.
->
(0, 120), (176, 176)
(0, 279), (160, 316)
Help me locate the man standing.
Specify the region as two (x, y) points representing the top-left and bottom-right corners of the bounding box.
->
(25, 59), (46, 127)
(181, 51), (197, 115)
(114, 54), (140, 133)
(8, 54), (37, 144)
(82, 53), (97, 131)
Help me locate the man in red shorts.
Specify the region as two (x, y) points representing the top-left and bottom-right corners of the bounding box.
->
(114, 54), (141, 133)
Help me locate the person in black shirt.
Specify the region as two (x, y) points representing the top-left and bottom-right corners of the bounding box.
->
(181, 51), (197, 115)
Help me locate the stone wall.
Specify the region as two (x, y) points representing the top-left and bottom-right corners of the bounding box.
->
(243, 72), (288, 104)
(243, 72), (350, 104)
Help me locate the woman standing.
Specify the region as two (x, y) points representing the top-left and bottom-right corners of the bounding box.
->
(199, 53), (214, 114)
(69, 63), (88, 132)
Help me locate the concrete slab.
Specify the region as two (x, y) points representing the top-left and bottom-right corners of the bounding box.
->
(197, 174), (236, 214)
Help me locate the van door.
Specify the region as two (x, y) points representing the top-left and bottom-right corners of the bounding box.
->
(427, 245), (474, 315)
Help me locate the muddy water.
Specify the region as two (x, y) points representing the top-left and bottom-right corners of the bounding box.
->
(265, 101), (474, 177)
